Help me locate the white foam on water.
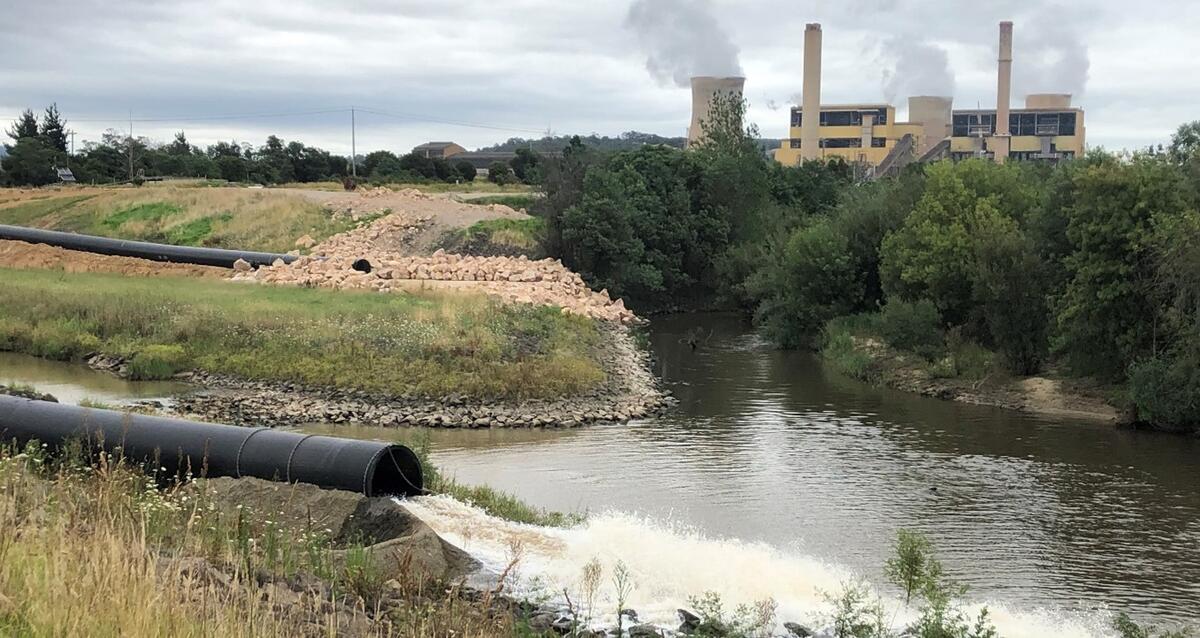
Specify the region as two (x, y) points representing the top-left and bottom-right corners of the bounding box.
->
(401, 495), (1114, 637)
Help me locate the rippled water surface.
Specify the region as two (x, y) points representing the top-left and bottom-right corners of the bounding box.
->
(316, 314), (1200, 626)
(5, 314), (1199, 627)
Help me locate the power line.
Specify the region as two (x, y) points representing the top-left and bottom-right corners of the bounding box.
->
(355, 106), (546, 135)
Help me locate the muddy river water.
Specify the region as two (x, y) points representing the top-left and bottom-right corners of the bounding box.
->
(3, 313), (1198, 635)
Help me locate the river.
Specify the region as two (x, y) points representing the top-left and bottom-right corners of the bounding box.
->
(3, 314), (1198, 635)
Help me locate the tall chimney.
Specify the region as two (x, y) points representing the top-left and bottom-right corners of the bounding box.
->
(994, 21), (1013, 163)
(800, 23), (822, 161)
(687, 76), (745, 147)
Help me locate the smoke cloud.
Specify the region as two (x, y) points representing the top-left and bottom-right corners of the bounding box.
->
(624, 0), (743, 87)
(1014, 13), (1090, 97)
(878, 37), (956, 103)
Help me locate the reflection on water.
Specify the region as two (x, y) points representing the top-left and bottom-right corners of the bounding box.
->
(304, 314), (1200, 626)
(0, 351), (188, 405)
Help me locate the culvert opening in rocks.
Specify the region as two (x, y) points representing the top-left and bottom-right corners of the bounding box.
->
(352, 258), (373, 273)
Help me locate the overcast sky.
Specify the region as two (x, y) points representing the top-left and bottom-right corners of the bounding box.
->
(2, 0), (1196, 155)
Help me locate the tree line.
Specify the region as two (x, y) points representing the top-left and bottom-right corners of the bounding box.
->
(532, 95), (1200, 433)
(0, 105), (545, 187)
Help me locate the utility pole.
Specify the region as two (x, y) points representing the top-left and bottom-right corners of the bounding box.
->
(128, 110), (135, 180)
(68, 129), (75, 156)
(350, 107), (357, 178)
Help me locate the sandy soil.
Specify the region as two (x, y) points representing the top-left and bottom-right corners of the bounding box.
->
(0, 239), (228, 278)
(277, 186), (529, 256)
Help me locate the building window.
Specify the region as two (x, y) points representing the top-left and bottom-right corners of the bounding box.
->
(872, 137), (886, 148)
(952, 113), (995, 137)
(791, 110), (802, 127)
(1010, 113), (1036, 136)
(820, 111), (857, 126)
(1057, 112), (1076, 135)
(821, 138), (861, 148)
(790, 138), (802, 148)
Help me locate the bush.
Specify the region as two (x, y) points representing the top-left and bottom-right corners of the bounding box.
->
(878, 300), (944, 360)
(821, 321), (877, 382)
(454, 160), (476, 182)
(487, 161), (516, 185)
(128, 344), (189, 380)
(1129, 353), (1200, 432)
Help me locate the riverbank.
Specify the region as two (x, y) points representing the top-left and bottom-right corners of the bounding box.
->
(166, 322), (667, 428)
(0, 267), (666, 425)
(824, 333), (1122, 423)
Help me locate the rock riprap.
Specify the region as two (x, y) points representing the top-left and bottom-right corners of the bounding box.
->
(232, 205), (637, 323)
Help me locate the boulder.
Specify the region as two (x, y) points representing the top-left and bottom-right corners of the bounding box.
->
(232, 258), (252, 272)
(294, 234), (316, 249)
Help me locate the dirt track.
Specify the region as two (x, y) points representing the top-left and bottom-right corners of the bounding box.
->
(0, 240), (228, 278)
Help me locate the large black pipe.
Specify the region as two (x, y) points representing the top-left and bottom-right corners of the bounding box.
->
(0, 395), (422, 497)
(0, 224), (296, 269)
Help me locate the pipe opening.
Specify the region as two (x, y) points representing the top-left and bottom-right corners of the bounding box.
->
(368, 445), (424, 497)
(352, 258), (372, 273)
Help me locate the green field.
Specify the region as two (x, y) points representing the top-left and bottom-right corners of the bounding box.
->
(0, 268), (604, 399)
(0, 186), (353, 253)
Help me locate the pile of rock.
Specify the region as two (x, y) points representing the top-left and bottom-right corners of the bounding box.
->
(235, 250), (635, 324)
(233, 206), (638, 323)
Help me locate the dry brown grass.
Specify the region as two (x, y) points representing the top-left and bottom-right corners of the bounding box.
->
(0, 446), (522, 637)
(0, 185), (353, 253)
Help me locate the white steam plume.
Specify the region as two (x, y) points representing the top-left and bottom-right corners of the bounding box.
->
(1014, 10), (1090, 98)
(878, 36), (956, 103)
(625, 0), (743, 87)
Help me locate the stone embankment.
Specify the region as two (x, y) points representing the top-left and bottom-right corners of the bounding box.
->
(169, 323), (671, 428)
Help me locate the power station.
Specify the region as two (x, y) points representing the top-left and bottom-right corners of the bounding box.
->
(685, 20), (1085, 174)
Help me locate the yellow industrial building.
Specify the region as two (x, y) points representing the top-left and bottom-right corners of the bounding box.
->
(773, 103), (924, 167)
(770, 21), (1086, 171)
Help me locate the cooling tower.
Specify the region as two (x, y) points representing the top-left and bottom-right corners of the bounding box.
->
(688, 76), (746, 146)
(908, 96), (953, 155)
(1025, 93), (1072, 109)
(800, 23), (823, 161)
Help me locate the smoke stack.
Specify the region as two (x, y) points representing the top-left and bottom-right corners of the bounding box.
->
(800, 23), (822, 161)
(994, 21), (1013, 163)
(688, 76), (745, 146)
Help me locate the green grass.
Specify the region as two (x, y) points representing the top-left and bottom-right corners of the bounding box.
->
(0, 187), (354, 253)
(465, 194), (537, 209)
(438, 217), (547, 257)
(0, 194), (97, 226)
(0, 268), (605, 400)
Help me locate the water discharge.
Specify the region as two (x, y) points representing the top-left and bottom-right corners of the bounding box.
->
(403, 494), (1110, 637)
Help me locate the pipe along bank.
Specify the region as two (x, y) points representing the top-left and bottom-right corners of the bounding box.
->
(0, 395), (423, 497)
(0, 224), (296, 269)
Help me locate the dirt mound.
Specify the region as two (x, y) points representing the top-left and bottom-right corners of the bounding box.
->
(0, 239), (227, 278)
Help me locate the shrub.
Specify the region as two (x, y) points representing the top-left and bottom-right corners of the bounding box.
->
(878, 300), (943, 360)
(1129, 353), (1200, 432)
(487, 161), (516, 185)
(127, 344), (189, 380)
(454, 160), (477, 182)
(821, 321), (877, 382)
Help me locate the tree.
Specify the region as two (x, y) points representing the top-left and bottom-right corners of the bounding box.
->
(167, 131), (192, 156)
(1054, 154), (1189, 378)
(6, 109), (39, 144)
(487, 161), (516, 185)
(455, 160), (477, 182)
(363, 150), (398, 178)
(1, 137), (59, 186)
(510, 147), (542, 183)
(215, 155), (247, 182)
(973, 221), (1049, 374)
(39, 103), (68, 153)
(745, 218), (861, 348)
(431, 157), (456, 182)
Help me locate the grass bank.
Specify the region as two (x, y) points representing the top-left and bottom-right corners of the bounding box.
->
(0, 443), (520, 637)
(0, 185), (353, 253)
(436, 217), (546, 259)
(0, 268), (604, 400)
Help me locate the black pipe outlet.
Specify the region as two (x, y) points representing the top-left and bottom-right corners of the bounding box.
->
(0, 224), (297, 269)
(352, 258), (372, 273)
(0, 395), (422, 497)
